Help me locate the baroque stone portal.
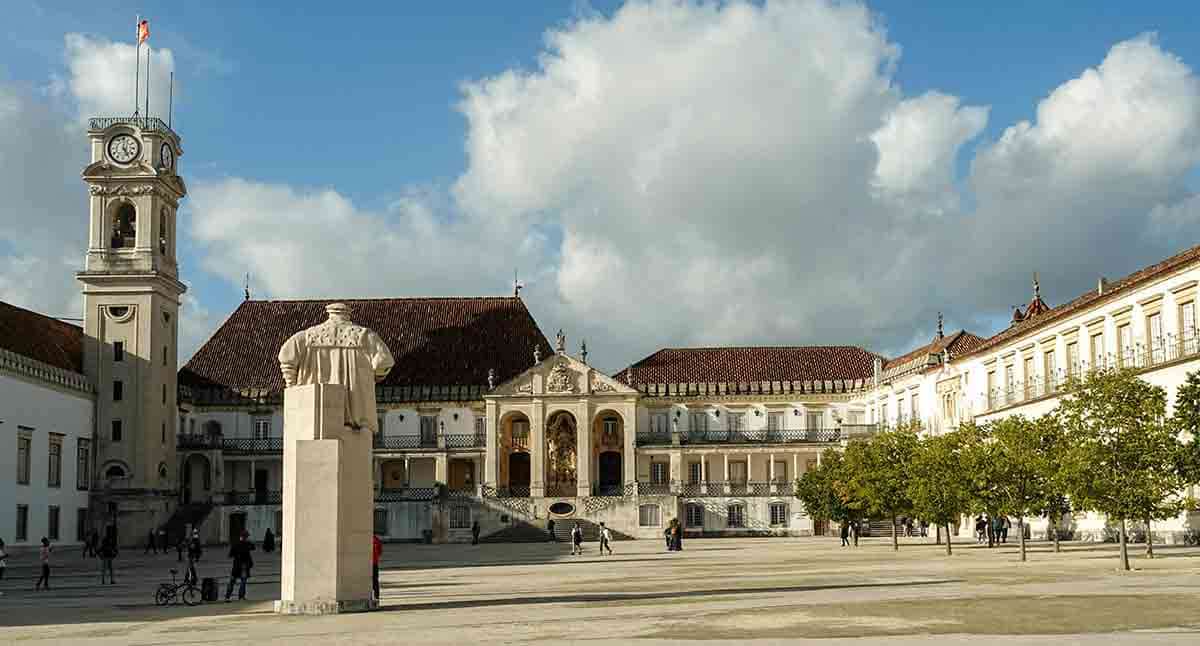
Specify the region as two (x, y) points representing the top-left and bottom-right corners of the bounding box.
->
(545, 411), (578, 489)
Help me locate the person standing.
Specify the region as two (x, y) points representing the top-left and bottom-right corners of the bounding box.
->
(224, 530), (255, 602)
(176, 535), (186, 562)
(840, 521), (850, 547)
(98, 535), (118, 585)
(0, 537), (8, 591)
(263, 528), (275, 554)
(673, 520), (683, 552)
(35, 537), (52, 590)
(546, 518), (556, 542)
(145, 529), (157, 555)
(471, 521), (481, 545)
(188, 529), (203, 564)
(598, 523), (613, 555)
(571, 523), (584, 555)
(371, 534), (382, 602)
(664, 524), (673, 551)
(158, 528), (168, 554)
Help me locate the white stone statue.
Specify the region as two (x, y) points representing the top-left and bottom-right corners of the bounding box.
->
(277, 303), (394, 433)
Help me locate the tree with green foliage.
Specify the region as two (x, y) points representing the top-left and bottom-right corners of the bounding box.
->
(795, 448), (866, 544)
(987, 415), (1056, 562)
(1172, 370), (1200, 487)
(1033, 413), (1072, 553)
(907, 428), (973, 555)
(844, 425), (919, 551)
(1058, 368), (1186, 570)
(959, 422), (1004, 548)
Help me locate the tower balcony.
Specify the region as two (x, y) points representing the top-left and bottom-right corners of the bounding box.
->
(89, 116), (179, 141)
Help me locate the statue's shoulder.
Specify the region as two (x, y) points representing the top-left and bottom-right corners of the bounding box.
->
(304, 320), (367, 348)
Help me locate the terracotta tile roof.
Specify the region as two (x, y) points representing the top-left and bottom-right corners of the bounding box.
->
(180, 297), (550, 400)
(0, 300), (84, 373)
(882, 330), (986, 379)
(622, 346), (881, 387)
(961, 241), (1200, 359)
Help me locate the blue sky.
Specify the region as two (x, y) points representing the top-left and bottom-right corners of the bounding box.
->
(2, 1), (1199, 371)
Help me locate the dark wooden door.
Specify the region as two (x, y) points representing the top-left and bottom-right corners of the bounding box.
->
(597, 451), (622, 495)
(508, 452), (531, 490)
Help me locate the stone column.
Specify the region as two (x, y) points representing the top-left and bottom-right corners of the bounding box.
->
(577, 401), (593, 498)
(434, 454), (448, 487)
(484, 401), (499, 487)
(276, 384), (374, 615)
(723, 454), (731, 494)
(669, 451), (681, 492)
(531, 402), (545, 497)
(622, 403), (636, 490)
(700, 455), (708, 494)
(769, 453), (776, 494)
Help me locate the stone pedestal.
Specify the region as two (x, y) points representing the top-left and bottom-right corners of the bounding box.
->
(275, 384), (377, 615)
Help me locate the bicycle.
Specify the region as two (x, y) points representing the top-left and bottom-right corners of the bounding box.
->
(155, 568), (199, 606)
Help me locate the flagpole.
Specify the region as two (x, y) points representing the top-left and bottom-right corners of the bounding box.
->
(145, 43), (151, 118)
(133, 15), (140, 116)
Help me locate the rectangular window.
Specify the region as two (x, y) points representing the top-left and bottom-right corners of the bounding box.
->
(48, 506), (60, 540)
(76, 438), (91, 490)
(688, 462), (702, 484)
(113, 341), (124, 362)
(910, 394), (919, 419)
(1148, 313), (1163, 362)
(111, 419), (122, 442)
(773, 460), (788, 482)
(1004, 364), (1015, 402)
(881, 403), (889, 424)
(48, 434), (62, 488)
(76, 508), (89, 542)
(769, 502), (789, 527)
(1118, 324), (1133, 366)
(1066, 342), (1079, 376)
(987, 369), (997, 407)
(162, 383), (167, 404)
(650, 461), (668, 485)
(1044, 350), (1057, 385)
(113, 380), (123, 402)
(254, 418), (272, 439)
(686, 503), (704, 527)
(1183, 300), (1196, 339)
(727, 504), (745, 528)
(806, 411), (822, 430)
(474, 416), (485, 437)
(639, 504), (662, 527)
(689, 412), (708, 434)
(419, 416), (437, 444)
(1023, 356), (1035, 396)
(373, 508), (389, 536)
(1090, 333), (1104, 369)
(767, 411), (783, 431)
(651, 412), (669, 435)
(729, 460), (748, 483)
(17, 432), (32, 485)
(16, 505), (29, 541)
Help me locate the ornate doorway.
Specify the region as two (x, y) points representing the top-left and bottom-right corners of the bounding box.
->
(545, 411), (578, 497)
(508, 453), (531, 494)
(597, 451), (622, 495)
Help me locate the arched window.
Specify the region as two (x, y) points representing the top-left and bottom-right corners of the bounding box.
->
(638, 504), (661, 527)
(727, 503), (745, 528)
(111, 203), (136, 249)
(105, 465), (126, 479)
(769, 502), (789, 527)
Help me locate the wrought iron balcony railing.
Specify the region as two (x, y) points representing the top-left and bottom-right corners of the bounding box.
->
(635, 431), (672, 446)
(374, 435), (437, 450)
(680, 427), (844, 444)
(88, 116), (178, 139)
(222, 438), (283, 453)
(670, 480), (791, 497)
(223, 490), (282, 505)
(375, 487), (438, 502)
(445, 433), (486, 449)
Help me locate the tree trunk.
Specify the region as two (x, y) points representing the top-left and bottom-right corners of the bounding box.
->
(987, 515), (994, 548)
(1118, 518), (1131, 571)
(1145, 516), (1154, 559)
(1018, 516), (1026, 562)
(891, 514), (899, 551)
(935, 523), (942, 545)
(1050, 512), (1061, 553)
(945, 523), (952, 555)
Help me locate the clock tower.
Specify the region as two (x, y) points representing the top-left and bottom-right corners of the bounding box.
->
(78, 116), (186, 545)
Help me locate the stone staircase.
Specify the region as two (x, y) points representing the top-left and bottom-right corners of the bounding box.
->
(551, 518), (634, 542)
(163, 502), (214, 544)
(480, 520), (553, 543)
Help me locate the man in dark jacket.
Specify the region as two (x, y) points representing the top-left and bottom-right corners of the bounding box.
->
(225, 530), (255, 601)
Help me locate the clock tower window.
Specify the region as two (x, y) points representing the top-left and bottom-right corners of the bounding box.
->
(158, 210), (168, 255)
(111, 202), (137, 249)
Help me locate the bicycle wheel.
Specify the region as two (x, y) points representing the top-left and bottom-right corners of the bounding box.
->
(181, 584), (199, 606)
(155, 586), (171, 606)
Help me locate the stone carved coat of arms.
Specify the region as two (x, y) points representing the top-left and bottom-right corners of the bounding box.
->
(546, 361), (575, 393)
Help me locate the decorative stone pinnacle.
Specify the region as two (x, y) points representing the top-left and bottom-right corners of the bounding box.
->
(555, 329), (566, 354)
(581, 339), (588, 364)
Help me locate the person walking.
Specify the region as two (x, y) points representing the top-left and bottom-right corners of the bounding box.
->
(671, 519), (683, 552)
(598, 523), (613, 555)
(145, 529), (157, 555)
(546, 518), (556, 542)
(1001, 516), (1011, 543)
(471, 520), (480, 545)
(371, 534), (382, 602)
(224, 530), (255, 602)
(98, 534), (118, 585)
(0, 537), (8, 592)
(840, 521), (850, 547)
(263, 528), (275, 554)
(571, 523), (583, 555)
(188, 529), (203, 564)
(35, 537), (51, 590)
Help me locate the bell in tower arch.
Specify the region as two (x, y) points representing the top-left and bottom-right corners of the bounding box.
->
(111, 201), (136, 249)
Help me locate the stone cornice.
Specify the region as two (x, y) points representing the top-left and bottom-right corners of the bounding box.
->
(0, 347), (94, 396)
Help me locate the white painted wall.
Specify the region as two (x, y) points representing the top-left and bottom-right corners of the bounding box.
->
(0, 372), (94, 546)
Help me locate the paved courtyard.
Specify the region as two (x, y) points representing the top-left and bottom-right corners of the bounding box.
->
(1, 536), (1200, 644)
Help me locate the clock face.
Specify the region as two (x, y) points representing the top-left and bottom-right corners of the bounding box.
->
(107, 134), (141, 164)
(160, 143), (175, 171)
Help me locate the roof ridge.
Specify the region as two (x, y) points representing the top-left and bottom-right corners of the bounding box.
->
(246, 296), (521, 304)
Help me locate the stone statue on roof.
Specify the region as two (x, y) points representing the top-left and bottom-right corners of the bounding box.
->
(278, 302), (395, 433)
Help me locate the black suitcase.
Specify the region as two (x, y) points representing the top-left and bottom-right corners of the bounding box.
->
(201, 577), (218, 602)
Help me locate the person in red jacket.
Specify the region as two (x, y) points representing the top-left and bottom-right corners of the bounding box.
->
(371, 534), (383, 602)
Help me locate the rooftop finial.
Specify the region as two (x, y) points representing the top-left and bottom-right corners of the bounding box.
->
(556, 329), (566, 354)
(244, 273), (251, 301)
(581, 339), (588, 364)
(513, 269), (525, 298)
(487, 368), (496, 390)
(625, 367), (633, 386)
(1033, 271), (1041, 299)
(533, 345), (542, 365)
(936, 312), (944, 339)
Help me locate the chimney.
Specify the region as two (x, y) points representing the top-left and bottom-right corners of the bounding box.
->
(1098, 276), (1108, 295)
